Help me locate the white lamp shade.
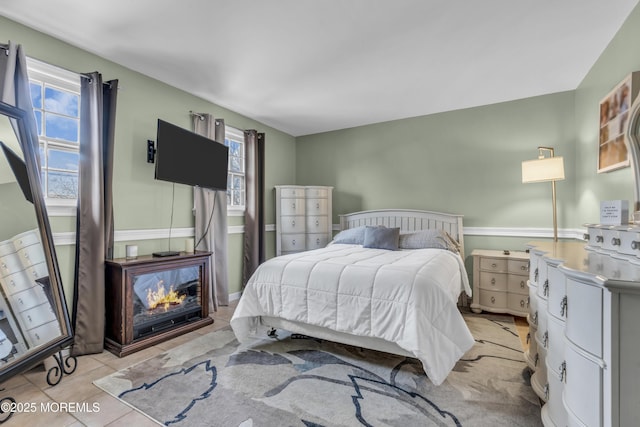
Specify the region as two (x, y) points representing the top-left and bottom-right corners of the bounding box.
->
(522, 156), (565, 183)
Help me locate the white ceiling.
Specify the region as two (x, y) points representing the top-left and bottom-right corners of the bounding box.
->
(1, 0), (638, 136)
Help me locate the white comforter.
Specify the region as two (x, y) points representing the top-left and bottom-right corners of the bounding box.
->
(230, 244), (475, 385)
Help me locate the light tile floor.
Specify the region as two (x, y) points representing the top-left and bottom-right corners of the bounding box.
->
(0, 302), (238, 427)
(0, 302), (531, 426)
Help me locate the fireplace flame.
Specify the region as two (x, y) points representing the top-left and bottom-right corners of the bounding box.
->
(146, 280), (186, 310)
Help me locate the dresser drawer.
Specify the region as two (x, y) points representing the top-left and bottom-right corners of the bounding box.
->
(306, 216), (328, 233)
(23, 262), (48, 281)
(12, 229), (41, 250)
(0, 241), (15, 257)
(281, 234), (306, 252)
(17, 244), (45, 268)
(305, 187), (329, 199)
(508, 259), (529, 274)
(564, 343), (602, 427)
(0, 270), (33, 295)
(280, 215), (306, 233)
(565, 277), (602, 358)
(507, 293), (528, 314)
(479, 290), (507, 309)
(547, 266), (567, 320)
(306, 198), (328, 216)
(278, 187), (305, 198)
(480, 257), (507, 272)
(9, 286), (49, 313)
(507, 274), (528, 295)
(26, 320), (61, 347)
(280, 198), (305, 216)
(0, 252), (24, 278)
(306, 234), (330, 250)
(20, 302), (57, 330)
(479, 272), (507, 291)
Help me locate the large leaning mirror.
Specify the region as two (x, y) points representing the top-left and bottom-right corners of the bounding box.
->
(0, 101), (73, 384)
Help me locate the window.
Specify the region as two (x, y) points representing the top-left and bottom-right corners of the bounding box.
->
(225, 127), (245, 211)
(27, 58), (81, 210)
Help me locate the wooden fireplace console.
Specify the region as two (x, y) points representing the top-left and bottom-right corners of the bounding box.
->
(104, 251), (213, 357)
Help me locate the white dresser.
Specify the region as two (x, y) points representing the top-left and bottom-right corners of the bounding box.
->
(526, 238), (640, 427)
(470, 249), (530, 316)
(275, 185), (333, 256)
(0, 229), (61, 357)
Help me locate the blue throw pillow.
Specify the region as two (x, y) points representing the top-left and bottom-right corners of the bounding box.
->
(332, 226), (367, 244)
(363, 226), (400, 250)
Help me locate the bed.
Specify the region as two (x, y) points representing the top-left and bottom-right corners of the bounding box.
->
(230, 209), (474, 385)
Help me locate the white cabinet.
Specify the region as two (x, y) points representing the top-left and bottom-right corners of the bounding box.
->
(470, 250), (529, 316)
(526, 239), (640, 427)
(275, 186), (333, 256)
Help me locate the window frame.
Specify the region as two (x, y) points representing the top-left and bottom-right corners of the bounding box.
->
(225, 126), (246, 215)
(26, 57), (81, 217)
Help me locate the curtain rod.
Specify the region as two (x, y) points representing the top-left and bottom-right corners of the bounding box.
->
(189, 110), (205, 121)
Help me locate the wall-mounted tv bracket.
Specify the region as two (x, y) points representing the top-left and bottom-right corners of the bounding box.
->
(147, 140), (156, 163)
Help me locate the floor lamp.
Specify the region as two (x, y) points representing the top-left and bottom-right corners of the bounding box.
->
(522, 147), (565, 242)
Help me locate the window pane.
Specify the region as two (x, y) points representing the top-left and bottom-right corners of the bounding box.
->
(45, 113), (79, 143)
(233, 175), (243, 190)
(48, 149), (79, 171)
(34, 110), (42, 135)
(229, 141), (241, 157)
(44, 87), (79, 117)
(47, 170), (77, 199)
(230, 156), (242, 173)
(39, 146), (45, 167)
(30, 82), (42, 109)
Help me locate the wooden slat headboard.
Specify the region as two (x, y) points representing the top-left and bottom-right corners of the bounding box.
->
(339, 209), (465, 257)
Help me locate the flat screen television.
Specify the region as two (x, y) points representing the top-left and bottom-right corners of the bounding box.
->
(154, 119), (229, 191)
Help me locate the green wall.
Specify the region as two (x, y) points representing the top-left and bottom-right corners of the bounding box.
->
(296, 2), (640, 267)
(0, 16), (297, 303)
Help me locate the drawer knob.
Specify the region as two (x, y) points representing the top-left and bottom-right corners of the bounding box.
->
(292, 239), (296, 246)
(315, 220), (319, 226)
(543, 280), (549, 297)
(532, 311), (538, 326)
(534, 268), (539, 282)
(316, 203), (320, 209)
(526, 332), (530, 344)
(596, 235), (604, 243)
(543, 331), (548, 348)
(491, 263), (497, 268)
(27, 315), (32, 322)
(583, 233), (590, 241)
(490, 296), (496, 304)
(534, 353), (539, 367)
(316, 238), (320, 245)
(520, 265), (527, 271)
(292, 202), (296, 209)
(560, 361), (566, 382)
(632, 241), (640, 250)
(18, 298), (23, 305)
(612, 237), (621, 246)
(520, 299), (525, 308)
(292, 220), (295, 227)
(520, 281), (525, 288)
(490, 278), (496, 285)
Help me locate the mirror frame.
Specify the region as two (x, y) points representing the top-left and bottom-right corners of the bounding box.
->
(0, 101), (73, 383)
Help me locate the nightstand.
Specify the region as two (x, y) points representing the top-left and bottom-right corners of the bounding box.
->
(470, 249), (529, 316)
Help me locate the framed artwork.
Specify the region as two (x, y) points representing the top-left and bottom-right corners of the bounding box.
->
(598, 72), (640, 173)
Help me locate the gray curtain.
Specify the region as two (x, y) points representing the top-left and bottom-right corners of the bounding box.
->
(192, 113), (229, 310)
(242, 130), (266, 286)
(0, 41), (40, 157)
(71, 72), (118, 356)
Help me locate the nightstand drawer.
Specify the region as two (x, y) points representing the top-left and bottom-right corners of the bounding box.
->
(479, 272), (507, 291)
(507, 293), (528, 313)
(479, 290), (507, 309)
(480, 258), (507, 272)
(507, 275), (528, 295)
(508, 259), (529, 274)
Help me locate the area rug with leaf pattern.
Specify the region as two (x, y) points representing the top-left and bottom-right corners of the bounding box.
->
(94, 313), (542, 426)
